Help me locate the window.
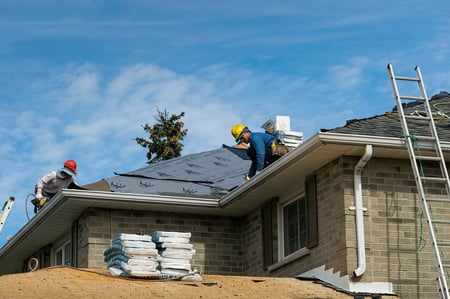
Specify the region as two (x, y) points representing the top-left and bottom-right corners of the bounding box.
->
(279, 175), (318, 259)
(55, 241), (71, 266)
(263, 175), (318, 269)
(282, 196), (307, 256)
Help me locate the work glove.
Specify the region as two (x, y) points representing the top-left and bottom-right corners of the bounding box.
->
(35, 192), (42, 200)
(34, 193), (46, 207)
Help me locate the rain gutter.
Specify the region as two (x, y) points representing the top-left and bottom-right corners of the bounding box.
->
(60, 189), (221, 207)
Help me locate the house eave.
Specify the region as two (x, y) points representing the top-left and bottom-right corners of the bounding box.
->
(220, 131), (450, 213)
(0, 190), (221, 274)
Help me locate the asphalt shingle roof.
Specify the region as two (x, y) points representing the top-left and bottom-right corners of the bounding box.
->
(323, 96), (450, 142)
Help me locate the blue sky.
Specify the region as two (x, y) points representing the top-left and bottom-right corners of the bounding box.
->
(1, 0), (449, 247)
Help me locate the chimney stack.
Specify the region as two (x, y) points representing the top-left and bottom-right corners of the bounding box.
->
(261, 116), (303, 149)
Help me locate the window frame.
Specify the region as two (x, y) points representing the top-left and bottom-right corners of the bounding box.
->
(275, 175), (318, 263)
(278, 194), (308, 259)
(54, 240), (71, 266)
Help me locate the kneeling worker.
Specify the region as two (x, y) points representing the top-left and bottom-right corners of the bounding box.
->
(33, 159), (81, 212)
(231, 124), (287, 180)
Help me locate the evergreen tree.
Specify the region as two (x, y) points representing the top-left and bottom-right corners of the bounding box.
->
(136, 108), (188, 164)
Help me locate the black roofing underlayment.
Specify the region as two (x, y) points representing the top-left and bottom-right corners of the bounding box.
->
(104, 145), (252, 198)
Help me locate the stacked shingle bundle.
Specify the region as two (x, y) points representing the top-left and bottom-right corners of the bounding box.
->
(151, 231), (196, 276)
(104, 233), (160, 277)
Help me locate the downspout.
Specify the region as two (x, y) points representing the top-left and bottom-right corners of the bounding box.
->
(351, 144), (373, 277)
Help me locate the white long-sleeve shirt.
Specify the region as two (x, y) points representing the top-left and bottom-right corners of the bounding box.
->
(35, 171), (74, 198)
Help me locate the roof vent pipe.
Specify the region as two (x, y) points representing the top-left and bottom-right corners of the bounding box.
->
(351, 144), (373, 277)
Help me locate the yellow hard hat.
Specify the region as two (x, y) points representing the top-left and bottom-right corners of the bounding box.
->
(231, 124), (248, 142)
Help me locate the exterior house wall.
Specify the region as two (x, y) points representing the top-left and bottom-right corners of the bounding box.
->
(287, 155), (440, 298)
(358, 157), (441, 298)
(76, 211), (89, 268)
(241, 206), (265, 276)
(76, 208), (244, 274)
(328, 156), (440, 298)
(247, 156), (441, 298)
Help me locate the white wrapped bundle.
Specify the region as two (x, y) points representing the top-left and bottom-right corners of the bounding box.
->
(114, 233), (152, 242)
(152, 231), (191, 238)
(155, 236), (190, 244)
(119, 240), (156, 249)
(158, 242), (194, 250)
(160, 248), (196, 259)
(160, 268), (191, 276)
(105, 243), (159, 257)
(151, 231), (191, 244)
(119, 261), (159, 272)
(159, 257), (192, 271)
(104, 233), (161, 278)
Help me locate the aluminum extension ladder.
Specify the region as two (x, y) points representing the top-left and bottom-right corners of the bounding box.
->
(0, 196), (14, 233)
(388, 64), (450, 298)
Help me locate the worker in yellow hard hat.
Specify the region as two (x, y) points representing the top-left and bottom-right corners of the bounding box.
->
(231, 124), (283, 180)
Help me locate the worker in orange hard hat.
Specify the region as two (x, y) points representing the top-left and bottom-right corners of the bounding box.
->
(33, 159), (83, 213)
(231, 124), (287, 180)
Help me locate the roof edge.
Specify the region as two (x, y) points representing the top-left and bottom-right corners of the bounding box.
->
(219, 131), (450, 207)
(0, 190), (221, 257)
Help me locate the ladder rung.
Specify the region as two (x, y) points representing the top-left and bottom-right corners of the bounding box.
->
(420, 176), (447, 182)
(441, 264), (450, 268)
(431, 219), (450, 224)
(410, 135), (436, 141)
(395, 76), (420, 82)
(399, 95), (425, 101)
(405, 115), (431, 121)
(427, 198), (450, 203)
(415, 156), (442, 162)
(436, 241), (450, 246)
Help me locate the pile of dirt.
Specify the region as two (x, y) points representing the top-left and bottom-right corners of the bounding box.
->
(0, 267), (353, 299)
(0, 266), (362, 298)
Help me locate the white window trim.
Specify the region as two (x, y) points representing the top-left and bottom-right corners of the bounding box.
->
(267, 247), (310, 272)
(277, 193), (307, 262)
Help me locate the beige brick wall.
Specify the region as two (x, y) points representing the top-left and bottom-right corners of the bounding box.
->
(359, 157), (441, 298)
(77, 208), (244, 275)
(255, 156), (443, 298)
(241, 207), (264, 275)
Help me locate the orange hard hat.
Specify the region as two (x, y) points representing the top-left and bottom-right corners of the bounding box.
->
(63, 159), (77, 176)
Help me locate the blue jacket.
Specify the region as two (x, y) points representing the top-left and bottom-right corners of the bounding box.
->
(248, 132), (277, 177)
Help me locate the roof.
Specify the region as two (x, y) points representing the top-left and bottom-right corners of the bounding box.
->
(322, 95), (450, 141)
(103, 145), (251, 198)
(96, 96), (450, 199)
